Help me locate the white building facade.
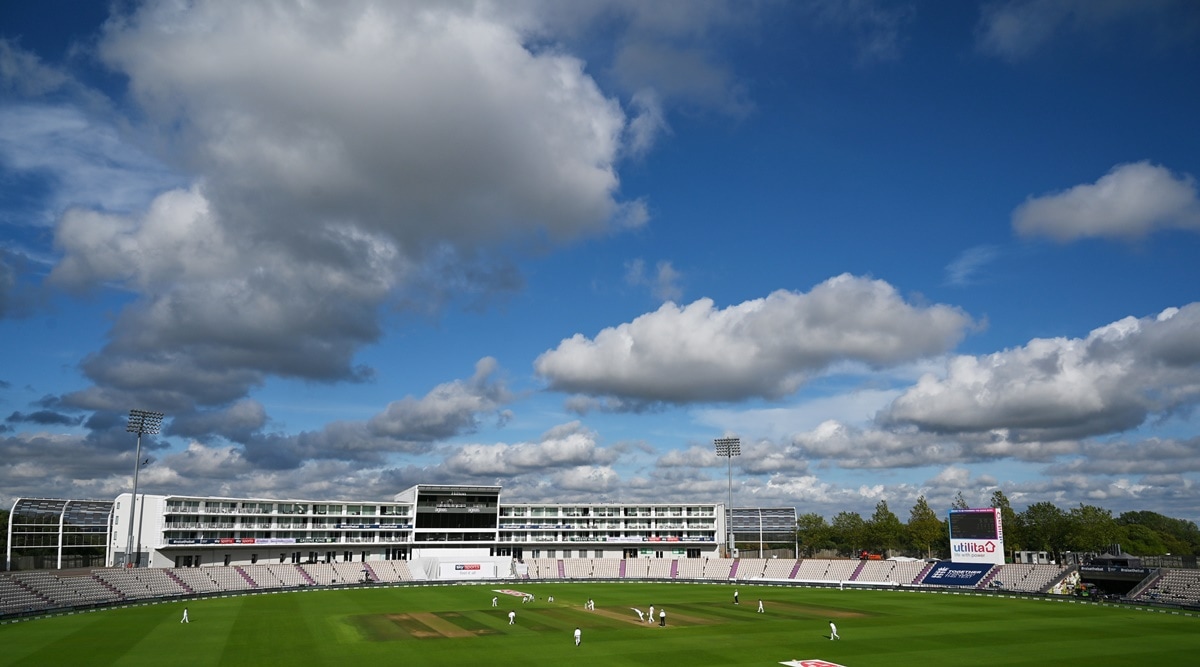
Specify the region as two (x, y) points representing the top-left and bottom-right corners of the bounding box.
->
(108, 484), (725, 569)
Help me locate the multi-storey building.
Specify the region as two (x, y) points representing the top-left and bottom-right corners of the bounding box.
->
(95, 484), (725, 569)
(497, 501), (721, 560)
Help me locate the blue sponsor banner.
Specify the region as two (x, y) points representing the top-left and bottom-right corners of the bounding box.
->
(922, 561), (993, 586)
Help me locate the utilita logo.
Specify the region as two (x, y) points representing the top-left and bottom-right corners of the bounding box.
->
(953, 541), (996, 553)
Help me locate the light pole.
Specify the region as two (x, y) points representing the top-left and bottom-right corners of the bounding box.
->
(714, 436), (740, 558)
(125, 409), (164, 567)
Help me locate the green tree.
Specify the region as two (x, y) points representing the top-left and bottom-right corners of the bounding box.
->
(1066, 504), (1119, 553)
(795, 512), (834, 557)
(951, 491), (970, 510)
(1117, 511), (1200, 556)
(1116, 523), (1169, 555)
(830, 511), (866, 557)
(865, 500), (904, 555)
(1021, 501), (1068, 559)
(907, 495), (943, 558)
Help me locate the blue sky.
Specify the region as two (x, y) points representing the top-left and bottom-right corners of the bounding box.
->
(2, 0), (1199, 523)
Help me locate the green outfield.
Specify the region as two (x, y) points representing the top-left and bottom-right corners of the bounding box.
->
(2, 582), (1197, 666)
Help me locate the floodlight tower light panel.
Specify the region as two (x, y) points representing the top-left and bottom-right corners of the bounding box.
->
(127, 409), (165, 435)
(714, 437), (741, 457)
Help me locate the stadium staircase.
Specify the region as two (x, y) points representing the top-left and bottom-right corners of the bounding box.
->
(788, 560), (803, 579)
(296, 566), (317, 586)
(165, 569), (194, 594)
(1127, 569), (1162, 600)
(849, 560), (867, 581)
(975, 566), (1000, 589)
(13, 577), (48, 605)
(913, 561), (936, 584)
(233, 566), (259, 588)
(728, 560), (740, 579)
(557, 560), (566, 578)
(619, 560), (627, 578)
(670, 561), (679, 578)
(1040, 566), (1075, 594)
(362, 563), (380, 582)
(92, 574), (124, 599)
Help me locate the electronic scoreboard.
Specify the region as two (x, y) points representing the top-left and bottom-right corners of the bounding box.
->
(948, 507), (1004, 565)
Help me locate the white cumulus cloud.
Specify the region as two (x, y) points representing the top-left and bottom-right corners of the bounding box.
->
(535, 274), (974, 406)
(441, 421), (618, 476)
(1013, 161), (1200, 241)
(38, 1), (652, 415)
(881, 303), (1200, 441)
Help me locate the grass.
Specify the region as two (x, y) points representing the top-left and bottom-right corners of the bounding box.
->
(2, 582), (1197, 666)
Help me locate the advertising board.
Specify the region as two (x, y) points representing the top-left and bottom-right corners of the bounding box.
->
(922, 561), (994, 586)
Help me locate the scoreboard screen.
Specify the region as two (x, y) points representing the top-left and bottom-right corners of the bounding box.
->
(948, 509), (999, 540)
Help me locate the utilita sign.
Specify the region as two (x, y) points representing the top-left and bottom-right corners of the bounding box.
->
(950, 538), (1005, 565)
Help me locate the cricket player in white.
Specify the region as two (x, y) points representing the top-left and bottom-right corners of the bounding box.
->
(509, 610), (516, 625)
(492, 596), (498, 607)
(180, 607), (189, 623)
(634, 608), (645, 622)
(574, 627), (582, 646)
(648, 605), (654, 623)
(829, 621), (839, 640)
(757, 599), (764, 613)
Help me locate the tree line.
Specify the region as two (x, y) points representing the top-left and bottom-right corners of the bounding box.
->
(795, 491), (1200, 561)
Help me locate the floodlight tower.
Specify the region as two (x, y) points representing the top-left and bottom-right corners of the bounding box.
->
(125, 409), (164, 567)
(714, 436), (741, 558)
